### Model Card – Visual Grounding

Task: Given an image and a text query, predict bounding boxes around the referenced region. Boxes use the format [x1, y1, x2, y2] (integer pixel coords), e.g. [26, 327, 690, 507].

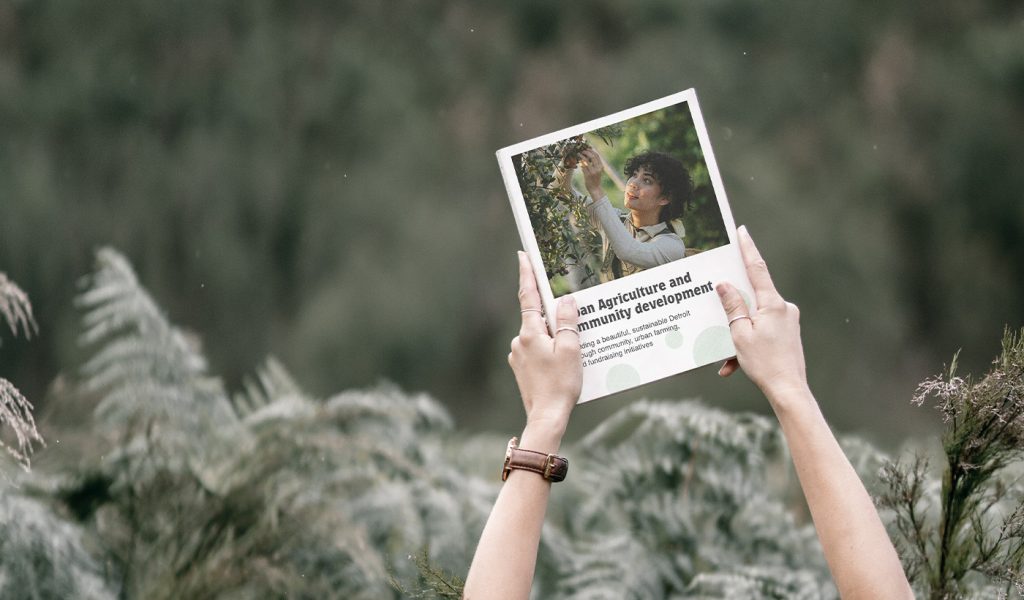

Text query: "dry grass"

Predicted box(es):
[0, 272, 44, 470]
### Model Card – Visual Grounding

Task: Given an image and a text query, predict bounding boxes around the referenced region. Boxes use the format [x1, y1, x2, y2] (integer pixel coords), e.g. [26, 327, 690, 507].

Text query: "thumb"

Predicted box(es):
[554, 295, 580, 352]
[716, 282, 752, 334]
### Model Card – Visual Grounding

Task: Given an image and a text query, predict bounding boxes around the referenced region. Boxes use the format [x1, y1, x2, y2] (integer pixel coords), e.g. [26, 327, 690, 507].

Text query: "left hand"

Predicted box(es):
[508, 252, 582, 432]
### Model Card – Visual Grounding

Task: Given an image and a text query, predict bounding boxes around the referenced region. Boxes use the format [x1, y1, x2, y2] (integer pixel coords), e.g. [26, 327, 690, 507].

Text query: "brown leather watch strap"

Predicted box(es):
[502, 437, 568, 483]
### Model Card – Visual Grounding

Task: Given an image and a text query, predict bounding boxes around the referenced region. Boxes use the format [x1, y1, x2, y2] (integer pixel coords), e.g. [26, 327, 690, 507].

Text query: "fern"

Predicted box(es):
[537, 400, 833, 599]
[56, 249, 496, 598]
[0, 483, 116, 599]
[23, 249, 1024, 599]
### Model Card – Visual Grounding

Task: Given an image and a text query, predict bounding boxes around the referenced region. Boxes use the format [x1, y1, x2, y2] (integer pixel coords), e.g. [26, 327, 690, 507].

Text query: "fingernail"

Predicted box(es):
[715, 283, 729, 298]
[559, 295, 577, 307]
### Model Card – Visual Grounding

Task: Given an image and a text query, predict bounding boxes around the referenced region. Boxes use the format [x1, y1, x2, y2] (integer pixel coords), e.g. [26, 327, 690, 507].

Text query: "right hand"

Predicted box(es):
[578, 148, 605, 200]
[716, 226, 808, 409]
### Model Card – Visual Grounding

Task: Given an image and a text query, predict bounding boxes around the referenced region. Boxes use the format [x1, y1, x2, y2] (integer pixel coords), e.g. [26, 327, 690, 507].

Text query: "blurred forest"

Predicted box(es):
[2, 1, 1024, 597]
[1, 0, 1023, 447]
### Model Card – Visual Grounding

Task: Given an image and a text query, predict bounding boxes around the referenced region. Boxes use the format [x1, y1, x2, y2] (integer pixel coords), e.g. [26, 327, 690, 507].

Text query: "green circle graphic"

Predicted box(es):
[692, 326, 735, 365]
[606, 363, 641, 393]
[664, 330, 684, 349]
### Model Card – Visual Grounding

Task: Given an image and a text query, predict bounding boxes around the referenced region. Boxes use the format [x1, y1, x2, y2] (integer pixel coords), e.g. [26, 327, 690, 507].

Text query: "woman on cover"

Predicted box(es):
[463, 227, 914, 600]
[564, 147, 690, 282]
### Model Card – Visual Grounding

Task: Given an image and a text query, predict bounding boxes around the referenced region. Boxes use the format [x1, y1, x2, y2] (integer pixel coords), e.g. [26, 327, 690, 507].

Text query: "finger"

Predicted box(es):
[553, 295, 580, 352]
[517, 251, 547, 335]
[716, 282, 753, 335]
[737, 225, 781, 308]
[718, 358, 739, 377]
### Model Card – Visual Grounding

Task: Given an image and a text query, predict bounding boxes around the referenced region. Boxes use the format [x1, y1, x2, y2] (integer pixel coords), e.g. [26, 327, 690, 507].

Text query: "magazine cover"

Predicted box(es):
[496, 89, 755, 402]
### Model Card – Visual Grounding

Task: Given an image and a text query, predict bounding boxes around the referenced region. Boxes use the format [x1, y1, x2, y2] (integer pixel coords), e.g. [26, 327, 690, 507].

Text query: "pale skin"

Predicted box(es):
[463, 230, 914, 599]
[463, 251, 581, 599]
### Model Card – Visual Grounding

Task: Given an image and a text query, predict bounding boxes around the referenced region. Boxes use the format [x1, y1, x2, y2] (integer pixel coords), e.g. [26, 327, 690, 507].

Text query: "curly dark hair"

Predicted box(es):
[623, 151, 692, 223]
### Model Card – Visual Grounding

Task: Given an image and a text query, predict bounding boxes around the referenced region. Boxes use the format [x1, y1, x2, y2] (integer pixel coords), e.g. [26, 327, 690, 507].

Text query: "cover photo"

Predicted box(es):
[497, 89, 755, 402]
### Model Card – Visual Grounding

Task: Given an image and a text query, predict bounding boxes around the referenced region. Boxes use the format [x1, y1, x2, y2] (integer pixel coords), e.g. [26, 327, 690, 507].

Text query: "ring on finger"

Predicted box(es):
[555, 326, 579, 336]
[728, 315, 752, 326]
[521, 308, 544, 316]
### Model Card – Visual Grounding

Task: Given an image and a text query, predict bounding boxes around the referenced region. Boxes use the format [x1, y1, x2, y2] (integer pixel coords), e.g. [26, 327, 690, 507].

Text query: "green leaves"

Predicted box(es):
[517, 136, 602, 282]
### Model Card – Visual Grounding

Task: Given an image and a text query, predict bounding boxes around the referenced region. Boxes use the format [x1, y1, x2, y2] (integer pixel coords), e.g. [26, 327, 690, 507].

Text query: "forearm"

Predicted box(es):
[587, 197, 684, 267]
[463, 420, 566, 600]
[771, 386, 913, 600]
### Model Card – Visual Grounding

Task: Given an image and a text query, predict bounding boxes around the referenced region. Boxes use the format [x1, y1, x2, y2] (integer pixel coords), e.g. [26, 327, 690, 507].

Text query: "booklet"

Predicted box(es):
[496, 89, 755, 403]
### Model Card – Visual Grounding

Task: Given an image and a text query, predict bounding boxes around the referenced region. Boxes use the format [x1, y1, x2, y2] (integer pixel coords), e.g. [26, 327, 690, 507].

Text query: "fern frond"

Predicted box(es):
[76, 248, 234, 435]
[540, 399, 831, 597]
[685, 566, 830, 600]
[0, 272, 37, 340]
[232, 356, 308, 419]
[1, 378, 45, 471]
[77, 249, 208, 385]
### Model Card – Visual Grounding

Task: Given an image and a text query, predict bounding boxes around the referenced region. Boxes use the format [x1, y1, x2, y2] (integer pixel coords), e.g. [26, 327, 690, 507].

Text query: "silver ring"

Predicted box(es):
[555, 326, 579, 336]
[728, 315, 752, 326]
[520, 308, 544, 315]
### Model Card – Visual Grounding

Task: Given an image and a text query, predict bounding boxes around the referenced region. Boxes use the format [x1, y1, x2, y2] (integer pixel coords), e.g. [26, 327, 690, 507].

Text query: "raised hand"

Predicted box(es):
[578, 148, 606, 201]
[508, 251, 582, 431]
[716, 226, 808, 409]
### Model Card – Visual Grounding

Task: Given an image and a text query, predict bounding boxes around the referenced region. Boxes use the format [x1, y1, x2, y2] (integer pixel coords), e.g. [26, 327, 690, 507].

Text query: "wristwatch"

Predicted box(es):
[502, 437, 569, 483]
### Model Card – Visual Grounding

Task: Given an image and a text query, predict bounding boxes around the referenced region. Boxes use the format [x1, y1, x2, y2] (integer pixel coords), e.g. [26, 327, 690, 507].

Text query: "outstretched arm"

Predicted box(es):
[463, 252, 582, 600]
[577, 148, 685, 267]
[716, 226, 914, 600]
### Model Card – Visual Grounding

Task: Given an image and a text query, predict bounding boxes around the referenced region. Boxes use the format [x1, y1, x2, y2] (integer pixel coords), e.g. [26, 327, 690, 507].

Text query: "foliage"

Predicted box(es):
[0, 272, 43, 471]
[538, 400, 834, 599]
[6, 249, 1024, 598]
[5, 247, 850, 598]
[879, 328, 1024, 599]
[0, 485, 116, 599]
[61, 248, 494, 598]
[514, 133, 604, 284]
[389, 549, 465, 599]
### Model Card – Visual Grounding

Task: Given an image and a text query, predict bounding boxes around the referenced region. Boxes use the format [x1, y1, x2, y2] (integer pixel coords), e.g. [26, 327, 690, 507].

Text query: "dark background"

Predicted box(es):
[2, 0, 1022, 448]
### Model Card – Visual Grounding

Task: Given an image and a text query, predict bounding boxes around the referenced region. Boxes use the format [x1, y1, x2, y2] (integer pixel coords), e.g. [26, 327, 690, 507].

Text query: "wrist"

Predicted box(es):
[520, 416, 569, 454]
[763, 381, 815, 418]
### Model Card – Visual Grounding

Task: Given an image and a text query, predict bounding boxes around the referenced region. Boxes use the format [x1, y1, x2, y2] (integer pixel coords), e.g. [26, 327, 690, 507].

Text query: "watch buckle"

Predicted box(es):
[543, 454, 556, 479]
[502, 437, 518, 481]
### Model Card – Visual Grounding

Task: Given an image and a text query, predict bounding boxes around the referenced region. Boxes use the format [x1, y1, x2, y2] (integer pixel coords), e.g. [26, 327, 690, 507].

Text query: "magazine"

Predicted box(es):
[496, 89, 755, 403]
